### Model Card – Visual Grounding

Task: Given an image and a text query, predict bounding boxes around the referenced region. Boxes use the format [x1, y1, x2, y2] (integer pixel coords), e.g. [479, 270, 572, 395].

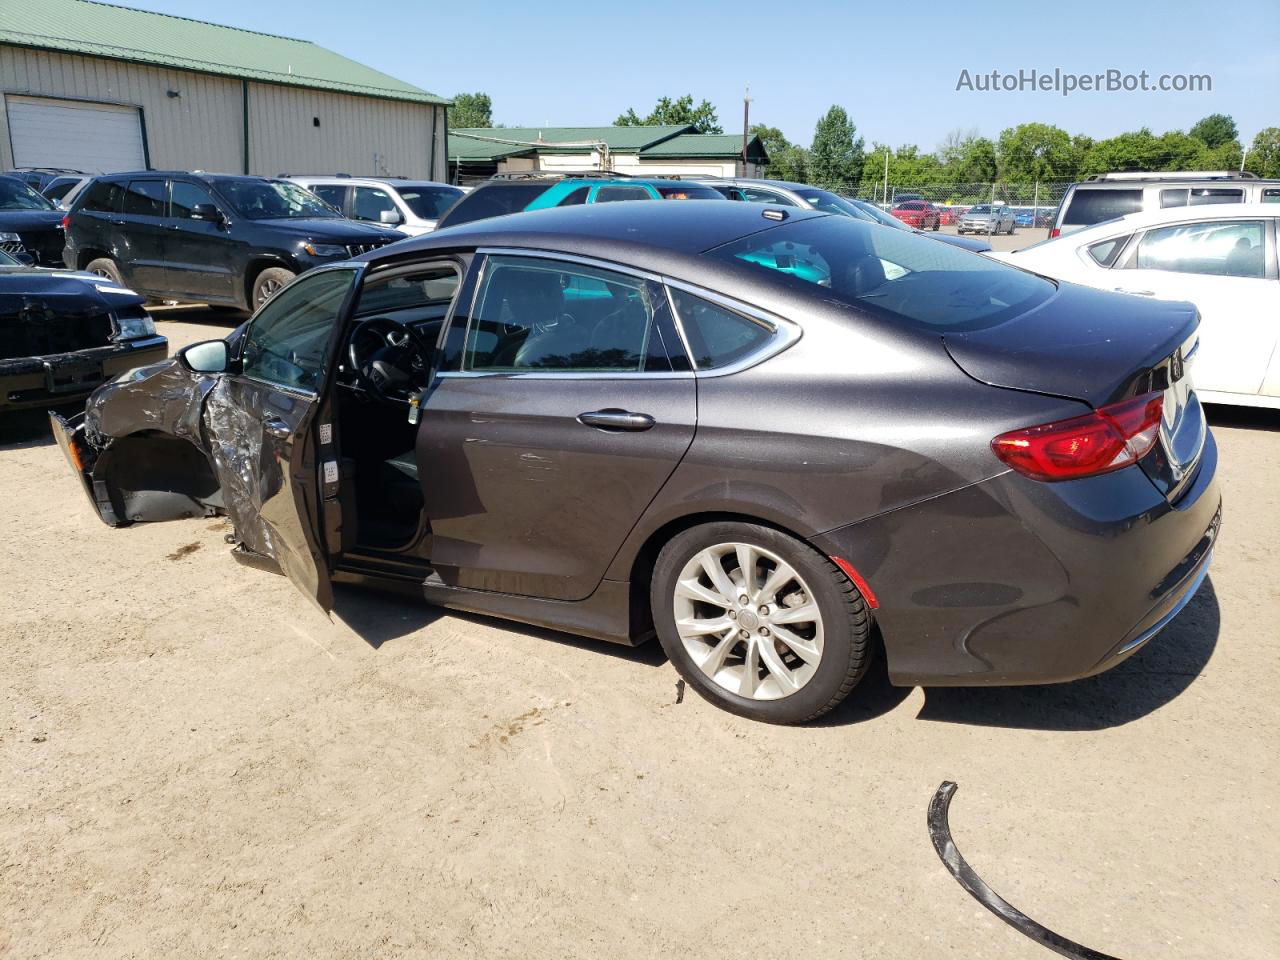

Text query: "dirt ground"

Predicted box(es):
[2, 311, 1276, 960]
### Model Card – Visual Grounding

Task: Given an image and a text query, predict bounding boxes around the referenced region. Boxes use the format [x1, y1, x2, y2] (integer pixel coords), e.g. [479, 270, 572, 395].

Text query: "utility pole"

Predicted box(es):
[741, 87, 751, 177]
[883, 146, 890, 206]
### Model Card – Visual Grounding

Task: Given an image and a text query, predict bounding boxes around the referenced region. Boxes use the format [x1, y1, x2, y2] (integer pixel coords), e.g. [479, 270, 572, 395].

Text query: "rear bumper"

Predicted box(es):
[1, 336, 167, 411]
[815, 431, 1221, 686]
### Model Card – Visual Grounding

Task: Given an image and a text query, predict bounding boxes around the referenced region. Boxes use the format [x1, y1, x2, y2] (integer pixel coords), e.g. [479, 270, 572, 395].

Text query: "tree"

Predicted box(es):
[615, 95, 722, 134]
[808, 106, 863, 190]
[449, 92, 493, 129]
[1245, 128, 1280, 178]
[750, 124, 808, 182]
[952, 136, 998, 183]
[1189, 114, 1238, 149]
[996, 123, 1079, 182]
[936, 127, 980, 167]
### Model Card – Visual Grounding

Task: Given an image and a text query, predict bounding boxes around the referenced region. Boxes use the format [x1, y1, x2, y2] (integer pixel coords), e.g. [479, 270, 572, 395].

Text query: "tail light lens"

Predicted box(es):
[992, 391, 1164, 482]
[60, 215, 70, 230]
[1048, 227, 1060, 239]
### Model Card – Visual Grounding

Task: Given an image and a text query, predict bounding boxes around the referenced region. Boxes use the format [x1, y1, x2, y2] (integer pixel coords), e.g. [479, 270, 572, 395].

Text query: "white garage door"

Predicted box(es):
[6, 95, 146, 174]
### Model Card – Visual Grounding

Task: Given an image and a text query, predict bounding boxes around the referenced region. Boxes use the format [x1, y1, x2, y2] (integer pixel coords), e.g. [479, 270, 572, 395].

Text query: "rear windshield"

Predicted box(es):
[1062, 188, 1142, 226]
[397, 185, 465, 220]
[656, 184, 721, 200]
[706, 216, 1055, 333]
[436, 184, 551, 228]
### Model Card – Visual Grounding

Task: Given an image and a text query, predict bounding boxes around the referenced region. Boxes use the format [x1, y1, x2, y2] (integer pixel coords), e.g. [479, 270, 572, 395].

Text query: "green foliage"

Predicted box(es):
[751, 124, 807, 181]
[954, 137, 998, 183]
[996, 123, 1081, 181]
[615, 95, 723, 134]
[808, 106, 863, 189]
[449, 92, 493, 129]
[1189, 114, 1239, 149]
[1245, 128, 1280, 178]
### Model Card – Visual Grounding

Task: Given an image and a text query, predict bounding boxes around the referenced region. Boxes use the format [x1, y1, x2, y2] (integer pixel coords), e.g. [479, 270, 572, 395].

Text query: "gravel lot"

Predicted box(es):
[2, 311, 1276, 959]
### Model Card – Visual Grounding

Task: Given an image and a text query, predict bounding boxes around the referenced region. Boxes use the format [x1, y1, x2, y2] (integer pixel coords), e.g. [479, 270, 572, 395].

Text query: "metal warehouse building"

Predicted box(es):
[0, 0, 449, 179]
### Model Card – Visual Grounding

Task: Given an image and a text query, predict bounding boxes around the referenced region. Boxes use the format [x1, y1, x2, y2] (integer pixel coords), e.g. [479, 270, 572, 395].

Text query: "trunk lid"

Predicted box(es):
[945, 281, 1205, 499]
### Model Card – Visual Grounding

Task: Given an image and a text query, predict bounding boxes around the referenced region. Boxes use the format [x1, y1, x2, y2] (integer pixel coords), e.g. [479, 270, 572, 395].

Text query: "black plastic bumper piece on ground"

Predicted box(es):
[928, 781, 1126, 960]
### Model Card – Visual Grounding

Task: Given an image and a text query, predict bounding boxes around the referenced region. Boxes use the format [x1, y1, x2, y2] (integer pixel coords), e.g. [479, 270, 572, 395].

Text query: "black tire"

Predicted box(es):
[85, 257, 124, 286]
[651, 521, 872, 724]
[251, 267, 295, 310]
[932, 218, 940, 231]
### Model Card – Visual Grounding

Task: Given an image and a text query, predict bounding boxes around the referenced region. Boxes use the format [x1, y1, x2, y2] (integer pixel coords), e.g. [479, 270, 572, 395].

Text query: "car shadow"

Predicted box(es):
[331, 582, 668, 666]
[1204, 403, 1280, 431]
[914, 578, 1220, 731]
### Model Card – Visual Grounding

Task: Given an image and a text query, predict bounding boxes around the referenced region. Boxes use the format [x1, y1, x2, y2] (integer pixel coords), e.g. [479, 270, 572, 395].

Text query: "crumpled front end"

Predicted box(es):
[51, 358, 224, 526]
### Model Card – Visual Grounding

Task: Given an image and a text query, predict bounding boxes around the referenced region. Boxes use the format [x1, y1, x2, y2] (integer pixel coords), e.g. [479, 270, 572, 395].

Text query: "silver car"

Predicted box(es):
[958, 203, 1015, 235]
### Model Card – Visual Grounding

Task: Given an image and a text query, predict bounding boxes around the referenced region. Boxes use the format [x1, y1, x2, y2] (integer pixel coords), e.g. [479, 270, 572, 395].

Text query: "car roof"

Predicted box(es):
[366, 200, 826, 273]
[288, 176, 459, 189]
[97, 170, 278, 183]
[700, 177, 815, 193]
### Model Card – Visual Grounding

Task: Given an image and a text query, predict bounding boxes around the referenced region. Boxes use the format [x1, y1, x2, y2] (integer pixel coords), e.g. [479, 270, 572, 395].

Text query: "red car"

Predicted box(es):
[891, 200, 941, 230]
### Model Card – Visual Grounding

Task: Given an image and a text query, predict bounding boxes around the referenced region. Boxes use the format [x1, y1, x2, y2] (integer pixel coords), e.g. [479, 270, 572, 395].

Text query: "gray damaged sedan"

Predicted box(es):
[52, 201, 1219, 723]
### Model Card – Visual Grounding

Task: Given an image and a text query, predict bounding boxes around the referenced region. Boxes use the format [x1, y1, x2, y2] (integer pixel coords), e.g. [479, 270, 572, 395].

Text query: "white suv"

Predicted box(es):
[285, 176, 465, 236]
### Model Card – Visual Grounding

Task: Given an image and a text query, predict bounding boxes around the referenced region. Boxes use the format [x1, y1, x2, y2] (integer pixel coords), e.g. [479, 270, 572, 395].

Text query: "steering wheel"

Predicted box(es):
[347, 317, 434, 405]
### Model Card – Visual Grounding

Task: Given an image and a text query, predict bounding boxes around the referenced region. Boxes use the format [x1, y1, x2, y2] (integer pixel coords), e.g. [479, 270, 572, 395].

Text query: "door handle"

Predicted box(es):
[1114, 288, 1155, 296]
[262, 417, 292, 440]
[577, 409, 656, 432]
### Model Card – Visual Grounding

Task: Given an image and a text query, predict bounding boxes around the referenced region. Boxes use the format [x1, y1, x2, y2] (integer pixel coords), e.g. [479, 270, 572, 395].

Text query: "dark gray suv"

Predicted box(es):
[52, 201, 1219, 723]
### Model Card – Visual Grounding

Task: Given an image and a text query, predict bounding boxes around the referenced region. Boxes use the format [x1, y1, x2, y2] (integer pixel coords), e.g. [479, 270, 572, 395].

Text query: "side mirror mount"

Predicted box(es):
[191, 203, 225, 224]
[180, 339, 230, 374]
[379, 209, 403, 225]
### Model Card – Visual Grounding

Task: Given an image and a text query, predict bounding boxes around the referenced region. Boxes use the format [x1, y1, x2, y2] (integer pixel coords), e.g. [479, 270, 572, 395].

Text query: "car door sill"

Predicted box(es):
[421, 574, 641, 646]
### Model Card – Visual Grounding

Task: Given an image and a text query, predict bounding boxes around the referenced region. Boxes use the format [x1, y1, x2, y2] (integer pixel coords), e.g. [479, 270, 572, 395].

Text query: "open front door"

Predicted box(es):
[205, 265, 363, 613]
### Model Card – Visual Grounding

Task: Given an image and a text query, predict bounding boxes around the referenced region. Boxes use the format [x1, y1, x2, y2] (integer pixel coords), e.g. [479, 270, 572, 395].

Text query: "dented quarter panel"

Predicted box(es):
[84, 357, 218, 446]
[203, 376, 273, 556]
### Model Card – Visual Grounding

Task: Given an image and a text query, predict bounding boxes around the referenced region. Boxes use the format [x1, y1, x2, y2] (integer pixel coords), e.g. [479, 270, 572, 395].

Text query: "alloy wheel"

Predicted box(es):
[255, 276, 284, 307]
[672, 541, 824, 700]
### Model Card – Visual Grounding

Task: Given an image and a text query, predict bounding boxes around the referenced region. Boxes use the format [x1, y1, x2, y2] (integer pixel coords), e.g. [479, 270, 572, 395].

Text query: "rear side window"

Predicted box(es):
[669, 289, 776, 370]
[741, 187, 798, 206]
[557, 186, 590, 206]
[1062, 188, 1142, 226]
[1189, 188, 1243, 206]
[123, 179, 165, 216]
[1262, 188, 1280, 204]
[708, 216, 1055, 333]
[1136, 220, 1265, 279]
[655, 185, 721, 200]
[80, 179, 123, 213]
[1087, 236, 1129, 266]
[437, 184, 552, 228]
[594, 186, 652, 203]
[310, 184, 347, 210]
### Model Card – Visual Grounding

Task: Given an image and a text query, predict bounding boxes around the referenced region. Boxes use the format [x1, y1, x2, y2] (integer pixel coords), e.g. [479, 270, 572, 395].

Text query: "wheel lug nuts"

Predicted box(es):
[728, 610, 737, 620]
[738, 594, 749, 604]
[758, 605, 770, 615]
[739, 630, 750, 640]
[760, 627, 770, 637]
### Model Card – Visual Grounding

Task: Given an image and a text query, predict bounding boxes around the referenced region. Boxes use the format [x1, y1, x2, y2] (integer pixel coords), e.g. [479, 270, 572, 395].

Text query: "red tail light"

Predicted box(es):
[60, 215, 70, 230]
[1048, 227, 1060, 239]
[991, 391, 1164, 482]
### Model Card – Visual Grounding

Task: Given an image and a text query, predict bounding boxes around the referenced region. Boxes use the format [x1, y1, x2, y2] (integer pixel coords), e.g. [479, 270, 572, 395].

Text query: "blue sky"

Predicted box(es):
[127, 0, 1277, 149]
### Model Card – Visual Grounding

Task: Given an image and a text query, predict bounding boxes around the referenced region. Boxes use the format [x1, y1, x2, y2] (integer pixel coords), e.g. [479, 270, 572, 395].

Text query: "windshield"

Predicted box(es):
[707, 216, 1055, 333]
[398, 185, 465, 220]
[0, 177, 56, 211]
[967, 205, 992, 214]
[211, 178, 341, 220]
[852, 200, 911, 230]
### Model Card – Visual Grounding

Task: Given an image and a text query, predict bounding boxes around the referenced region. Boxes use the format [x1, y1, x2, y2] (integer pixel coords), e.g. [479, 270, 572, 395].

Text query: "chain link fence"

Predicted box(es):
[838, 181, 1072, 227]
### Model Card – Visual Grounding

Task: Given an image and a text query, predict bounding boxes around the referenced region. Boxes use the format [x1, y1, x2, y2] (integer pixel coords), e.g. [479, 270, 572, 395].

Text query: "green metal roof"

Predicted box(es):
[0, 0, 449, 105]
[643, 133, 768, 160]
[450, 125, 693, 161]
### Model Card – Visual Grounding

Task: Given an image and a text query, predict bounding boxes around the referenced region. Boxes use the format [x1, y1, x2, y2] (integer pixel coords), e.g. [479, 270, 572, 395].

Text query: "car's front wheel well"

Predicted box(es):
[626, 512, 815, 640]
[77, 248, 111, 271]
[93, 431, 223, 525]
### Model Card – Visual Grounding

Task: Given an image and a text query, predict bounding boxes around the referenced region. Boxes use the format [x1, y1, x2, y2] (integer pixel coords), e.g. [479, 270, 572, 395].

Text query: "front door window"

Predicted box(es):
[241, 268, 359, 391]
